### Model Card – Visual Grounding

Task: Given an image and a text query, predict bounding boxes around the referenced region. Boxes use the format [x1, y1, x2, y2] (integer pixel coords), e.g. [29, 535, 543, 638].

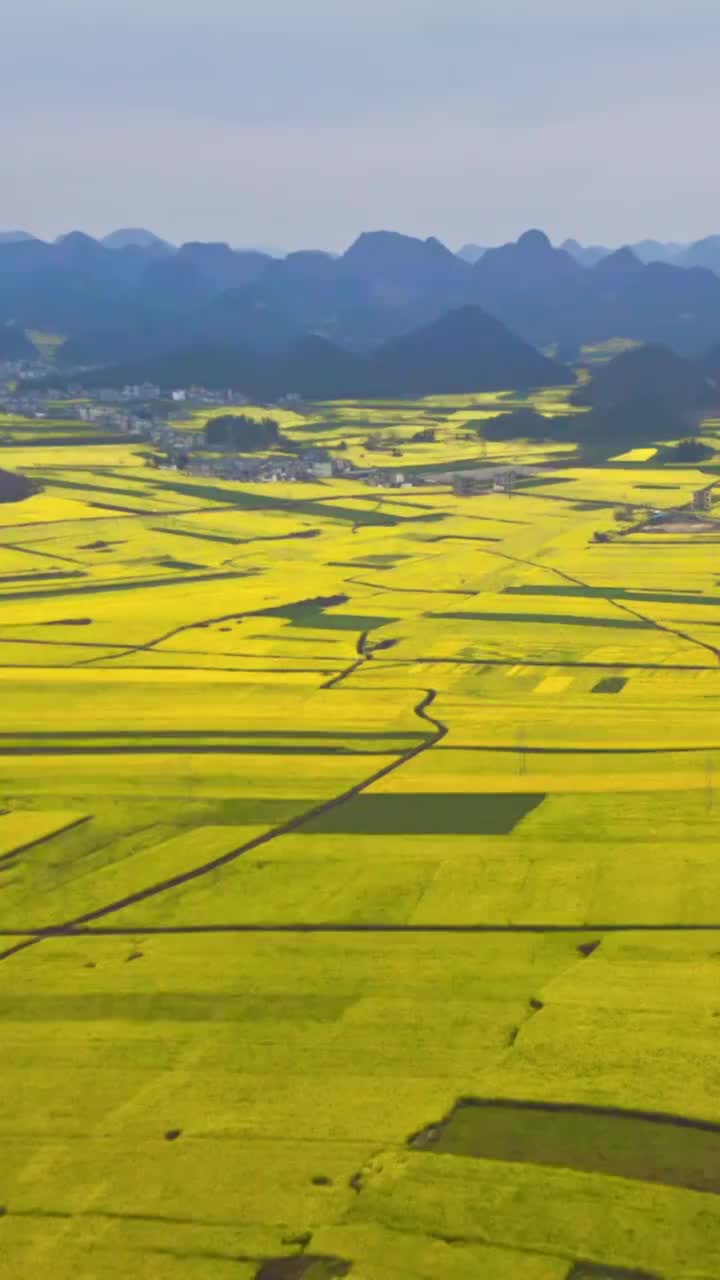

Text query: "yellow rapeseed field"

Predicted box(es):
[1, 406, 720, 1277]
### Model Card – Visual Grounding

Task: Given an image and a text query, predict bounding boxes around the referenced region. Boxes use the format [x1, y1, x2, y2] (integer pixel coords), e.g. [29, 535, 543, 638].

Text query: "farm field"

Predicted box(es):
[171, 390, 584, 471]
[2, 405, 720, 1278]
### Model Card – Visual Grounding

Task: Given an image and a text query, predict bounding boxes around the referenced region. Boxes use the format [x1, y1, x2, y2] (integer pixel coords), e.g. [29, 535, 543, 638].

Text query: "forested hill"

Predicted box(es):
[43, 306, 570, 397]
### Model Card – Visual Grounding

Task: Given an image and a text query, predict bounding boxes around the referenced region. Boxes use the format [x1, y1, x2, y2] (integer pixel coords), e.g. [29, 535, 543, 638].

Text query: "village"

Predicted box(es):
[0, 357, 528, 494]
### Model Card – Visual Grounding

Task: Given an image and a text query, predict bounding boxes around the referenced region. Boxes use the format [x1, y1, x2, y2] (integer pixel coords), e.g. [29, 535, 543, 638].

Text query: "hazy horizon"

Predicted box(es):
[3, 0, 719, 251]
[3, 226, 720, 257]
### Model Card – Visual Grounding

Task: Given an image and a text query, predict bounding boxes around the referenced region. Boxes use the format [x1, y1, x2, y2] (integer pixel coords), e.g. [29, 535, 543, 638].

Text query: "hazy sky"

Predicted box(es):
[3, 0, 719, 251]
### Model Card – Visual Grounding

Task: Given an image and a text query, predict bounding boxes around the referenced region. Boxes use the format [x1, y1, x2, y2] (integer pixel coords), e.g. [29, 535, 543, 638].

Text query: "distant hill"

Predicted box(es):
[631, 239, 688, 265]
[368, 304, 569, 394]
[0, 231, 36, 245]
[270, 335, 367, 398]
[59, 317, 187, 368]
[72, 342, 261, 393]
[473, 230, 584, 304]
[342, 231, 468, 302]
[102, 228, 174, 253]
[68, 304, 569, 397]
[564, 237, 689, 267]
[563, 235, 720, 270]
[572, 345, 718, 457]
[190, 287, 298, 352]
[191, 232, 476, 353]
[472, 234, 720, 358]
[457, 243, 486, 264]
[574, 343, 716, 411]
[134, 244, 274, 313]
[0, 235, 162, 333]
[560, 239, 610, 268]
[258, 232, 470, 341]
[679, 236, 720, 274]
[590, 247, 646, 284]
[174, 243, 271, 292]
[479, 345, 720, 457]
[694, 339, 720, 387]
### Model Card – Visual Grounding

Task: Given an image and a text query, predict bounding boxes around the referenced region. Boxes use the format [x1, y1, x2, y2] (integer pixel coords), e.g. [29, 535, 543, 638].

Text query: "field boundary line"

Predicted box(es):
[0, 815, 91, 866]
[482, 546, 720, 666]
[0, 690, 446, 962]
[3, 922, 720, 937]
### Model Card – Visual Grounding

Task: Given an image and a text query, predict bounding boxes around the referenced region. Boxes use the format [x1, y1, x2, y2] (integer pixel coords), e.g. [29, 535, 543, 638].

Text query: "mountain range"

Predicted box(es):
[6, 225, 720, 389]
[460, 234, 720, 273]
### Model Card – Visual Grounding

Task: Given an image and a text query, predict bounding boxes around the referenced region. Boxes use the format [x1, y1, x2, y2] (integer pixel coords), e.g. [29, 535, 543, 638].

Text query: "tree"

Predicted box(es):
[205, 414, 281, 452]
[656, 438, 715, 463]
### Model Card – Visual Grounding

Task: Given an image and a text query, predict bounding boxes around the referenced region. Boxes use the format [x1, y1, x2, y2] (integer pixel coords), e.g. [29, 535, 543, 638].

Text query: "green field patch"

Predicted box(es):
[569, 1268, 660, 1280]
[327, 561, 395, 571]
[416, 1097, 720, 1197]
[0, 992, 353, 1022]
[505, 585, 711, 605]
[592, 678, 628, 694]
[88, 498, 165, 515]
[152, 524, 322, 547]
[350, 1146, 720, 1278]
[303, 793, 546, 835]
[151, 525, 245, 545]
[0, 810, 88, 862]
[0, 729, 420, 756]
[41, 475, 168, 504]
[350, 554, 412, 565]
[155, 556, 206, 571]
[311, 1223, 567, 1280]
[0, 567, 256, 603]
[0, 569, 85, 585]
[147, 477, 401, 525]
[429, 611, 651, 629]
[256, 1257, 350, 1279]
[9, 823, 269, 926]
[257, 597, 397, 632]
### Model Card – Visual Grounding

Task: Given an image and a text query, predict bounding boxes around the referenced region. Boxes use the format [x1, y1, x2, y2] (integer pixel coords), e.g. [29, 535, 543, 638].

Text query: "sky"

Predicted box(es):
[2, 0, 719, 252]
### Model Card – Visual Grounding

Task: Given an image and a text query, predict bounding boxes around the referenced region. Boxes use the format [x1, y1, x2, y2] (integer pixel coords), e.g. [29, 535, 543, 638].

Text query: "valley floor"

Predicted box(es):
[1, 436, 720, 1278]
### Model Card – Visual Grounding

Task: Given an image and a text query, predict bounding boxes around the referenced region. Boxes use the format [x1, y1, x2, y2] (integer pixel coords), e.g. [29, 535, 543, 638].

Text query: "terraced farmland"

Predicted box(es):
[2, 415, 720, 1278]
